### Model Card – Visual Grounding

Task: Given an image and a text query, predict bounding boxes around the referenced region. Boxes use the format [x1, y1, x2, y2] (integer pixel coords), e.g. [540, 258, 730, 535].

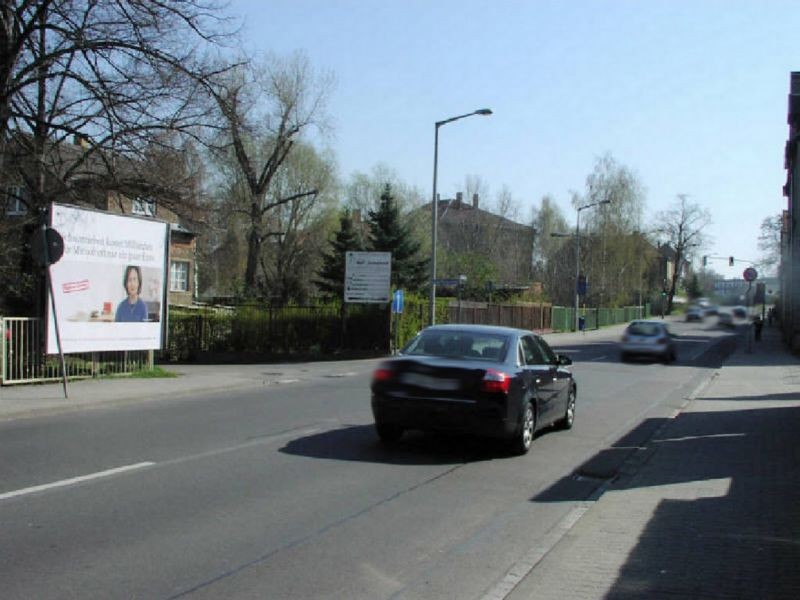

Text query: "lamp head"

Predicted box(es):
[475, 108, 493, 115]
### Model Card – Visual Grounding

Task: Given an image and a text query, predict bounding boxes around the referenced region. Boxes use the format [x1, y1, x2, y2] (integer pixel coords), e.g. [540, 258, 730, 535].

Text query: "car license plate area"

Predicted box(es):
[399, 372, 461, 391]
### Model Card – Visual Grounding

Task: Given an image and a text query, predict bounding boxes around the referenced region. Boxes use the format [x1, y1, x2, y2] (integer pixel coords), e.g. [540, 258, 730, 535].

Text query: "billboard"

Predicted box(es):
[46, 203, 169, 353]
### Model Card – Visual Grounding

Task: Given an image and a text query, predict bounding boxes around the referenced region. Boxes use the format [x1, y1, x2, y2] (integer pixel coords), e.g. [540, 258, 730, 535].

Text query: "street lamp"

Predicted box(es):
[429, 108, 493, 325]
[551, 199, 611, 331]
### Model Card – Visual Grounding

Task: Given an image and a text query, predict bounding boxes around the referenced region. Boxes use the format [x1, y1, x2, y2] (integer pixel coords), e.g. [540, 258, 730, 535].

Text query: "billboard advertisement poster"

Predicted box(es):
[46, 203, 169, 353]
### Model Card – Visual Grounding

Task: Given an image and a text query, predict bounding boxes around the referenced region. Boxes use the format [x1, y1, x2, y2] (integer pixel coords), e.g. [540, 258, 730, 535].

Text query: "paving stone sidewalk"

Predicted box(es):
[508, 324, 800, 600]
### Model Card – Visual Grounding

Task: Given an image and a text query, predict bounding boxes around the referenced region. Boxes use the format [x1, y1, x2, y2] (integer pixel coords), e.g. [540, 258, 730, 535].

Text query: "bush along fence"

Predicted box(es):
[391, 298, 648, 350]
[162, 302, 393, 362]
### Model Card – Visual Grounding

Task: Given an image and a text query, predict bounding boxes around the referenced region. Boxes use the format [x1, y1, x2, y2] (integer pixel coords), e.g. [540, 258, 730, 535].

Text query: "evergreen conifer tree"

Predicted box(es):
[317, 210, 364, 298]
[367, 185, 429, 291]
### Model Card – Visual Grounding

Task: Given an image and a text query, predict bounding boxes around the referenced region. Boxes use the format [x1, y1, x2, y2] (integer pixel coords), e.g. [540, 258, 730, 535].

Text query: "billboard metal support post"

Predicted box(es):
[41, 221, 69, 398]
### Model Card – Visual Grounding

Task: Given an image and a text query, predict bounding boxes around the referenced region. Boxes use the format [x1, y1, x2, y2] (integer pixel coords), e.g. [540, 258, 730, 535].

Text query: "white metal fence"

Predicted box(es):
[1, 317, 152, 385]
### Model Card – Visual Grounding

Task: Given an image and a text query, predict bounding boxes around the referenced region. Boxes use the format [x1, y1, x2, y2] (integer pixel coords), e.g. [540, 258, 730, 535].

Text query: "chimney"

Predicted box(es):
[455, 192, 463, 207]
[472, 193, 479, 209]
[792, 72, 800, 95]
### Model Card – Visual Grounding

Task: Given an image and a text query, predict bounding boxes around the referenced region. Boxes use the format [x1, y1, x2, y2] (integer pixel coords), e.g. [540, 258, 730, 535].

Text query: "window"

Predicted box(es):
[170, 261, 189, 292]
[533, 337, 558, 365]
[519, 336, 547, 365]
[132, 196, 156, 217]
[5, 185, 30, 216]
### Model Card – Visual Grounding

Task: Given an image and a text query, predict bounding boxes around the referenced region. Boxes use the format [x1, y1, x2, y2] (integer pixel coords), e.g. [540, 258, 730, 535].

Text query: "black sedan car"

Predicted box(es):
[370, 324, 576, 455]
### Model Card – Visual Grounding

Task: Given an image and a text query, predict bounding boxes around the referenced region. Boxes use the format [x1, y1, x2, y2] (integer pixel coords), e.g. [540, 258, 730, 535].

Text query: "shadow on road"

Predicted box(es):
[279, 423, 511, 465]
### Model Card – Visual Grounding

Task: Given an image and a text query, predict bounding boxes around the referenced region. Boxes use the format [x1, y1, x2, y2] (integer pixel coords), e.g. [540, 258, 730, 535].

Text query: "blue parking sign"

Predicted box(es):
[392, 289, 404, 313]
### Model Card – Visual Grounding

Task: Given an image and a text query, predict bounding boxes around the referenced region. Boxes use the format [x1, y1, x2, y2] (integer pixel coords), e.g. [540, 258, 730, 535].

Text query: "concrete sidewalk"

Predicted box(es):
[507, 323, 800, 600]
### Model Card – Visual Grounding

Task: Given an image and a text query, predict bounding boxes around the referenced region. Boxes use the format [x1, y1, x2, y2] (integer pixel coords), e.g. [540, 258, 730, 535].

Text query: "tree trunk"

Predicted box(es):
[666, 249, 682, 315]
[244, 223, 262, 293]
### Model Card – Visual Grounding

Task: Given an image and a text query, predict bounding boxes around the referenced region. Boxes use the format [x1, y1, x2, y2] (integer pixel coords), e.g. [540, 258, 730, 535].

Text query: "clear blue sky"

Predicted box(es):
[230, 0, 796, 280]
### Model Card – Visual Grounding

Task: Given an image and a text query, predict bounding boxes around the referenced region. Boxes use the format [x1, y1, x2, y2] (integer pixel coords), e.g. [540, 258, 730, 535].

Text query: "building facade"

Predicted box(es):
[782, 72, 800, 351]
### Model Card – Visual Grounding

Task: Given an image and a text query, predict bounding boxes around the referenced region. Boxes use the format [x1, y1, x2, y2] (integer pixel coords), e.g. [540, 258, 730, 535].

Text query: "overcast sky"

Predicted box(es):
[229, 0, 797, 280]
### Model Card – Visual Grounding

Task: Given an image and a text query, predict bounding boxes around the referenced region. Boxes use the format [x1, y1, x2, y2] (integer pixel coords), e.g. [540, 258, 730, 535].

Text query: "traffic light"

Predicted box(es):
[702, 255, 707, 267]
[729, 256, 734, 266]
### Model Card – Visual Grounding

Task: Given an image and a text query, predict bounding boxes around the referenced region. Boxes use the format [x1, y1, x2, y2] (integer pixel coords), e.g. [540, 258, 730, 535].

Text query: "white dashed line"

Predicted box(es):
[0, 462, 155, 501]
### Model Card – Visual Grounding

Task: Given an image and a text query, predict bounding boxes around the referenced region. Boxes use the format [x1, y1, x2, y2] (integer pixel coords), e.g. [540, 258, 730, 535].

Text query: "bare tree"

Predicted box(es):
[653, 194, 712, 313]
[577, 153, 647, 307]
[201, 51, 334, 294]
[1, 0, 232, 207]
[462, 174, 490, 205]
[0, 0, 233, 311]
[531, 195, 570, 302]
[758, 213, 782, 277]
[259, 144, 337, 304]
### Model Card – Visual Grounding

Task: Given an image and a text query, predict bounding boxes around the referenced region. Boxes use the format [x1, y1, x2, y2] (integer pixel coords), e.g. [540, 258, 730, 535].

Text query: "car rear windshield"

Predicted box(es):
[627, 322, 663, 336]
[402, 331, 509, 361]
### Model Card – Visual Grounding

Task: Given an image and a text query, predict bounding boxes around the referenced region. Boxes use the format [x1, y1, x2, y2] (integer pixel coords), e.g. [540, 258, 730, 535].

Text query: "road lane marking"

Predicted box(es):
[0, 462, 155, 502]
[156, 425, 326, 471]
[1, 425, 329, 503]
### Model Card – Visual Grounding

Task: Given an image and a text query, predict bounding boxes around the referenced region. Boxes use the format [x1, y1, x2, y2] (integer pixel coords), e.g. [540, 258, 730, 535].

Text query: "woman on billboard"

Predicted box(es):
[115, 265, 148, 322]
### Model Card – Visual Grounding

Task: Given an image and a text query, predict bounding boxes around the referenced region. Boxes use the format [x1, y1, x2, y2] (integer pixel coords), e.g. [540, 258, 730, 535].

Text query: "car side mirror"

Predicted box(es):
[558, 354, 572, 366]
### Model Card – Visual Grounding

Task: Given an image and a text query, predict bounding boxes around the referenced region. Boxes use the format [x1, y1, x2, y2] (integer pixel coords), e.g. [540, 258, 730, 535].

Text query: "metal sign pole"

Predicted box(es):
[39, 219, 69, 399]
[746, 281, 753, 354]
[45, 265, 69, 398]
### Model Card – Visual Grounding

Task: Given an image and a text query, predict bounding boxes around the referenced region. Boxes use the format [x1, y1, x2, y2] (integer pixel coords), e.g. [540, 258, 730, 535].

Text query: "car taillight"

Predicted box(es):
[656, 336, 668, 344]
[372, 365, 395, 383]
[481, 369, 511, 394]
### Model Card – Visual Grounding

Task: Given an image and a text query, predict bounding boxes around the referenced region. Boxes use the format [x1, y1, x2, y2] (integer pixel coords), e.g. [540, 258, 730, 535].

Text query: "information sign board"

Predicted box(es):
[345, 251, 391, 303]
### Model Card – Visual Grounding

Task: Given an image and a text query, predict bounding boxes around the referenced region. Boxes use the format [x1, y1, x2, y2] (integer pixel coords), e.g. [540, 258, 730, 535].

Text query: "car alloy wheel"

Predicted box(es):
[511, 401, 535, 455]
[558, 387, 576, 430]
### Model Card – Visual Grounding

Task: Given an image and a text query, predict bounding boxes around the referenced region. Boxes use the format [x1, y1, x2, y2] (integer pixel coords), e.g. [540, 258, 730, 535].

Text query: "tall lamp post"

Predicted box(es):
[429, 108, 492, 325]
[551, 199, 611, 331]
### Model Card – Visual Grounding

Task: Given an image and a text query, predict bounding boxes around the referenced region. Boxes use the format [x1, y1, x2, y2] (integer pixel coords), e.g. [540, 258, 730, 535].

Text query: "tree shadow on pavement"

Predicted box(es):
[531, 401, 800, 598]
[278, 424, 503, 466]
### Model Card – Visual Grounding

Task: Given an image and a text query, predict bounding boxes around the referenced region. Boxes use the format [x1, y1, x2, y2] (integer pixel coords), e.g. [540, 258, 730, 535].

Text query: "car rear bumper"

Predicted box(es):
[620, 343, 672, 357]
[371, 394, 515, 438]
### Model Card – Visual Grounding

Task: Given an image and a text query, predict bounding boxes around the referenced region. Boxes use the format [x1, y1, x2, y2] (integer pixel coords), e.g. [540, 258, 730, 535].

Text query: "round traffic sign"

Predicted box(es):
[31, 226, 64, 267]
[742, 267, 758, 282]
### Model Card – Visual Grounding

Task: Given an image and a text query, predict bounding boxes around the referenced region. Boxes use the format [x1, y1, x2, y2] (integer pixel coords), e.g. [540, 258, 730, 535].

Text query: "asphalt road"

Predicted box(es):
[0, 320, 738, 599]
